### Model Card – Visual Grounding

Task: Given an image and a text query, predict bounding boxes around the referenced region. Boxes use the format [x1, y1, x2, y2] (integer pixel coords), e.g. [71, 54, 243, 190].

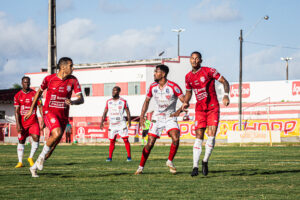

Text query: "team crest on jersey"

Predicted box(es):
[50, 118, 56, 123]
[119, 101, 122, 105]
[200, 77, 205, 83]
[166, 88, 170, 94]
[174, 86, 181, 93]
[67, 85, 71, 92]
[154, 89, 158, 93]
[109, 102, 112, 104]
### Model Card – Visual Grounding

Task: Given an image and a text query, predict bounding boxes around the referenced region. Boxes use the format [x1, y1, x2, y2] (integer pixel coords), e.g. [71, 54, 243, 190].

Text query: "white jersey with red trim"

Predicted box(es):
[147, 80, 183, 120]
[105, 97, 128, 128]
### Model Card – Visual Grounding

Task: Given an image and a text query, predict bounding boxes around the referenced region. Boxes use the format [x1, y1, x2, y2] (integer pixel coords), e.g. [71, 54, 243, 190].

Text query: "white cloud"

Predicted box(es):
[0, 12, 47, 89]
[189, 0, 241, 23]
[57, 18, 168, 62]
[243, 47, 300, 81]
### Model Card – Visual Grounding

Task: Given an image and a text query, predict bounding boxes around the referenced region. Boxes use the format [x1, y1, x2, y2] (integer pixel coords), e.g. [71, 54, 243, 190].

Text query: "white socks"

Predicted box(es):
[40, 144, 51, 159]
[29, 141, 39, 158]
[203, 136, 215, 162]
[17, 143, 25, 163]
[193, 139, 203, 168]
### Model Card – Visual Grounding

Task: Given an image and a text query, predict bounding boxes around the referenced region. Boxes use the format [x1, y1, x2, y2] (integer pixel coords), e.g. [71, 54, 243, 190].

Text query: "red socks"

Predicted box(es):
[123, 138, 131, 158]
[168, 143, 179, 161]
[139, 147, 151, 167]
[108, 140, 116, 158]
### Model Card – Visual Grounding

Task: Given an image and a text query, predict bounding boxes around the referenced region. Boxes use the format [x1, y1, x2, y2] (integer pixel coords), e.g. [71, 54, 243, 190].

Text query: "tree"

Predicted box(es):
[11, 83, 22, 89]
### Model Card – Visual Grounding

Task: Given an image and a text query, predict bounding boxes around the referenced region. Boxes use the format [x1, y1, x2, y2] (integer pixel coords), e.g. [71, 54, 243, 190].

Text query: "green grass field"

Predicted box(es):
[0, 143, 299, 200]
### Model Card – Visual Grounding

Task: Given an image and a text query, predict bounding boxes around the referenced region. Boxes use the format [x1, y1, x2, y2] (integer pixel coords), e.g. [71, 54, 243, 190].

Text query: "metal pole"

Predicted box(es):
[239, 29, 243, 130]
[286, 61, 289, 80]
[48, 0, 57, 74]
[177, 33, 180, 57]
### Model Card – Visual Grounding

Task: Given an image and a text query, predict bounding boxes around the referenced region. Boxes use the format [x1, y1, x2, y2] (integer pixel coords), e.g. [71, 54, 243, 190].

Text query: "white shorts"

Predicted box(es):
[108, 124, 128, 140]
[148, 117, 179, 138]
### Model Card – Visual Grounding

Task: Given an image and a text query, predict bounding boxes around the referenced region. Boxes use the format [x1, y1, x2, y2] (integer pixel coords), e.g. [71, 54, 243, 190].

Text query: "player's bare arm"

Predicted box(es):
[100, 108, 108, 130]
[139, 97, 151, 129]
[171, 95, 186, 117]
[37, 100, 45, 129]
[181, 90, 192, 111]
[65, 93, 84, 105]
[125, 107, 131, 128]
[24, 88, 43, 120]
[14, 106, 23, 133]
[218, 76, 230, 106]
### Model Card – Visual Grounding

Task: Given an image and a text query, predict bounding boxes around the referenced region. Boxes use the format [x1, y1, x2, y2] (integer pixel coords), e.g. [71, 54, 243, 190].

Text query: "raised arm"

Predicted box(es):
[218, 76, 230, 106]
[37, 99, 45, 129]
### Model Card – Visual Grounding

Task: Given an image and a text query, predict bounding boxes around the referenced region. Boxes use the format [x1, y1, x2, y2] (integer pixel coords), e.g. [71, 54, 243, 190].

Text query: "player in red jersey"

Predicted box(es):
[180, 51, 230, 177]
[14, 76, 44, 168]
[100, 86, 132, 162]
[25, 57, 84, 177]
[135, 65, 185, 175]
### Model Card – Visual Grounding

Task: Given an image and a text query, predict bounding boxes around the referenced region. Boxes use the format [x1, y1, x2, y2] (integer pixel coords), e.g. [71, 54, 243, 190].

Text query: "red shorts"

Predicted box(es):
[195, 108, 219, 129]
[18, 123, 40, 141]
[44, 112, 68, 133]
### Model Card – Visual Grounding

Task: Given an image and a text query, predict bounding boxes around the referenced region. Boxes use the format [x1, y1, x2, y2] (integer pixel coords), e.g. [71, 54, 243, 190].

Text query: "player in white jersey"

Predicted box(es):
[100, 86, 132, 162]
[135, 64, 185, 175]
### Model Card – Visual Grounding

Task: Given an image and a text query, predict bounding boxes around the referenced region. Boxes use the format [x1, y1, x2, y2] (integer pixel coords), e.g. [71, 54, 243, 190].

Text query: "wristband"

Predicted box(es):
[224, 93, 229, 96]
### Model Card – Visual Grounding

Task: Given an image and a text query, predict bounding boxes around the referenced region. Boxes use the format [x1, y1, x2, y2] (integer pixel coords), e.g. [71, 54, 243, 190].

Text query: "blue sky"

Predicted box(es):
[0, 0, 300, 89]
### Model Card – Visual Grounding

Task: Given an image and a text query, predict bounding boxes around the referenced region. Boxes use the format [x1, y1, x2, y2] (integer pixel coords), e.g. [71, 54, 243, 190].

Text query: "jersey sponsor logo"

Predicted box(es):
[154, 89, 158, 93]
[51, 95, 56, 100]
[174, 86, 181, 94]
[200, 76, 205, 83]
[49, 101, 65, 108]
[67, 85, 72, 92]
[166, 88, 170, 94]
[59, 87, 65, 93]
[195, 92, 208, 101]
[166, 95, 172, 100]
[230, 83, 250, 98]
[118, 106, 122, 109]
[109, 101, 113, 104]
[168, 82, 174, 86]
[292, 81, 300, 96]
[50, 118, 56, 123]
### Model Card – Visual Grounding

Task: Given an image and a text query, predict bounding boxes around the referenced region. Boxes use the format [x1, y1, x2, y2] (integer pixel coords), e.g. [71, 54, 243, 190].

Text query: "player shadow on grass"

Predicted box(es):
[210, 169, 300, 176]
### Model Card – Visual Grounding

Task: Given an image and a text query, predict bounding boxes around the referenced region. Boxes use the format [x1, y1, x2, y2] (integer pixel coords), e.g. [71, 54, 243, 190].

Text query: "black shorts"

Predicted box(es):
[142, 130, 149, 137]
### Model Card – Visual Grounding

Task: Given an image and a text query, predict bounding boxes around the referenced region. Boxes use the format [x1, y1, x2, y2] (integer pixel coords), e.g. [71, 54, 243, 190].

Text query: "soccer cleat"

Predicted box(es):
[15, 162, 24, 168]
[191, 167, 199, 177]
[30, 167, 39, 178]
[27, 157, 34, 167]
[202, 161, 208, 176]
[127, 157, 132, 162]
[134, 167, 143, 175]
[166, 160, 176, 174]
[106, 158, 112, 162]
[36, 156, 45, 171]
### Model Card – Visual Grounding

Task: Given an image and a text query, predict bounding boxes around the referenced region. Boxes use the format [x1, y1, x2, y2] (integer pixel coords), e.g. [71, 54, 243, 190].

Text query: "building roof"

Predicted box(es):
[0, 89, 20, 104]
[39, 58, 176, 71]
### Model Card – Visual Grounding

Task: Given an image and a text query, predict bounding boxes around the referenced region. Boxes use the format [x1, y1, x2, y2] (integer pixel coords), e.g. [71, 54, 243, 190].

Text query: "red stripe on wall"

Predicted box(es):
[140, 81, 146, 95]
[93, 83, 104, 96]
[116, 82, 128, 95]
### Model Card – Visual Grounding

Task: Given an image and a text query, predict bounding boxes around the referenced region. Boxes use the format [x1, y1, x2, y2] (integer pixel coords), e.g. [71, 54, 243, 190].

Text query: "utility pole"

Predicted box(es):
[239, 29, 243, 130]
[48, 0, 57, 74]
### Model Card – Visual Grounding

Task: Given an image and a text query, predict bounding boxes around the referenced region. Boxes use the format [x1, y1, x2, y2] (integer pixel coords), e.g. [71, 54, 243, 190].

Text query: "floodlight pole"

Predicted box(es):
[281, 57, 292, 80]
[48, 0, 57, 74]
[172, 28, 185, 57]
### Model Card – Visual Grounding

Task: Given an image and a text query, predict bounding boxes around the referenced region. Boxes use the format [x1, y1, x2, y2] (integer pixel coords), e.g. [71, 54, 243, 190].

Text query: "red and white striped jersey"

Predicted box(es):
[147, 80, 183, 118]
[105, 97, 128, 126]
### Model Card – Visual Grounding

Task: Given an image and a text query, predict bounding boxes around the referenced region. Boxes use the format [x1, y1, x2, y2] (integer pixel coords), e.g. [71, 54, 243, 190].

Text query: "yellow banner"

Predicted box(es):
[130, 119, 300, 139]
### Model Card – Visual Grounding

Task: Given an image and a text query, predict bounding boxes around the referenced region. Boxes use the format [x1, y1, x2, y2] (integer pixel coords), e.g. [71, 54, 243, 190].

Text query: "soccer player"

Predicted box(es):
[182, 51, 230, 177]
[135, 64, 185, 175]
[141, 116, 150, 145]
[25, 57, 84, 177]
[100, 86, 132, 162]
[14, 76, 44, 168]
